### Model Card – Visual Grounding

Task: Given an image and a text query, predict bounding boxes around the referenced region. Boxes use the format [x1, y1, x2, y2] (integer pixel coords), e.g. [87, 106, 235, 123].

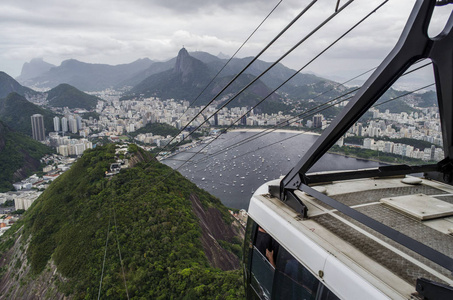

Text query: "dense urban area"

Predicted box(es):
[0, 84, 443, 236]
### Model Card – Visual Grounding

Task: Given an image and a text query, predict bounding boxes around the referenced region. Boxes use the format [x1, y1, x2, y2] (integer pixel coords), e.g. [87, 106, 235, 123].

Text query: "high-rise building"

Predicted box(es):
[70, 118, 78, 134]
[313, 114, 323, 128]
[31, 114, 46, 141]
[76, 115, 83, 130]
[240, 115, 247, 126]
[431, 145, 436, 161]
[61, 117, 68, 133]
[68, 115, 75, 133]
[53, 116, 60, 132]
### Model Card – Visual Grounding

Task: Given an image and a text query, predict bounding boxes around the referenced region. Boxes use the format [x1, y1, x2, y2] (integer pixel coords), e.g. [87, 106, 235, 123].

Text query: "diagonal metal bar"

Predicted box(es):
[281, 0, 453, 193]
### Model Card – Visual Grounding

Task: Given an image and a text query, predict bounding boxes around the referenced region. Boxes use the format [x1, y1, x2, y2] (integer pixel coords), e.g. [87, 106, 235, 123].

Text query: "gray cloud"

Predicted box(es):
[0, 0, 450, 82]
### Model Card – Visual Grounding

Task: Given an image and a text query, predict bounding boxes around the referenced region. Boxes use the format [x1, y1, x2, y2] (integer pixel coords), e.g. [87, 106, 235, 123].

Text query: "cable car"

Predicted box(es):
[244, 1, 453, 299]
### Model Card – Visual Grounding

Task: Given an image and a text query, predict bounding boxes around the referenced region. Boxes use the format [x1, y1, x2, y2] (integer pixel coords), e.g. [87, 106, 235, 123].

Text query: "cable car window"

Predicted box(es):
[272, 246, 320, 300]
[317, 286, 340, 300]
[251, 246, 275, 299]
[243, 218, 255, 283]
[251, 226, 276, 299]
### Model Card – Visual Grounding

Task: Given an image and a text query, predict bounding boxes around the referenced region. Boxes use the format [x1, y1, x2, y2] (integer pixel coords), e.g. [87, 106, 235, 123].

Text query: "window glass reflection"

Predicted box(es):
[273, 247, 319, 300]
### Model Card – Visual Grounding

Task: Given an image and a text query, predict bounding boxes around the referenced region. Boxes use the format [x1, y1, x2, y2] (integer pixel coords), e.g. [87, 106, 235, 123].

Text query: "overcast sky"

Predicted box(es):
[1, 0, 451, 81]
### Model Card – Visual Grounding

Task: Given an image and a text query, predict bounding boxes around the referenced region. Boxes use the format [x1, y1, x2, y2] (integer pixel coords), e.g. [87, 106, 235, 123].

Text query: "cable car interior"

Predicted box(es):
[244, 1, 453, 299]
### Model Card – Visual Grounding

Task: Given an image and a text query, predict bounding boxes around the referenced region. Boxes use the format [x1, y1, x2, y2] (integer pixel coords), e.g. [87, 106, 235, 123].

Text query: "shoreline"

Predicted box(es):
[229, 128, 320, 136]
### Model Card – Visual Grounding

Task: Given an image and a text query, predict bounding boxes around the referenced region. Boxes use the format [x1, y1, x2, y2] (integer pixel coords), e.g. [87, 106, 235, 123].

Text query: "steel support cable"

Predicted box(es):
[186, 94, 356, 167]
[154, 1, 431, 184]
[252, 58, 431, 124]
[169, 91, 356, 178]
[190, 2, 433, 158]
[171, 0, 284, 127]
[164, 0, 354, 155]
[164, 0, 388, 169]
[206, 2, 400, 152]
[186, 83, 436, 167]
[154, 81, 430, 187]
[155, 0, 319, 157]
[113, 207, 130, 300]
[204, 66, 380, 151]
[97, 213, 111, 300]
[184, 60, 433, 165]
[158, 0, 352, 157]
[229, 59, 432, 146]
[186, 91, 357, 166]
[184, 63, 434, 167]
[374, 83, 435, 108]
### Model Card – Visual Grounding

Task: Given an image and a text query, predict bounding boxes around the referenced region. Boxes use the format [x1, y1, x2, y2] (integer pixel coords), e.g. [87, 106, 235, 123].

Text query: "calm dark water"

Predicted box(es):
[163, 131, 382, 210]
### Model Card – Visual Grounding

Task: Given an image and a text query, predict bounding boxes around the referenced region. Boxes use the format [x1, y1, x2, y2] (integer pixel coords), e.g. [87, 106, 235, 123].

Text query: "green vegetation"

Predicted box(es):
[0, 93, 56, 137]
[0, 121, 53, 192]
[218, 238, 243, 260]
[81, 111, 100, 120]
[0, 200, 14, 207]
[344, 136, 364, 145]
[417, 90, 437, 107]
[374, 88, 418, 114]
[0, 144, 243, 299]
[0, 71, 38, 99]
[257, 100, 290, 115]
[330, 145, 430, 165]
[129, 122, 180, 138]
[46, 84, 100, 110]
[344, 136, 440, 151]
[125, 50, 286, 114]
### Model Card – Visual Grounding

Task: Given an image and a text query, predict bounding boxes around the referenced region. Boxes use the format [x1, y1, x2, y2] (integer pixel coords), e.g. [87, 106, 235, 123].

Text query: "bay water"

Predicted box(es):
[163, 130, 382, 209]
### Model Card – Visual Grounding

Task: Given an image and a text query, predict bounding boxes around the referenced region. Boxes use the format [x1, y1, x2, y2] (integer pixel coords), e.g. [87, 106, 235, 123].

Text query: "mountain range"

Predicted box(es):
[0, 72, 39, 99]
[16, 58, 56, 83]
[16, 49, 334, 109]
[18, 58, 154, 92]
[123, 48, 284, 112]
[0, 73, 103, 141]
[8, 49, 439, 117]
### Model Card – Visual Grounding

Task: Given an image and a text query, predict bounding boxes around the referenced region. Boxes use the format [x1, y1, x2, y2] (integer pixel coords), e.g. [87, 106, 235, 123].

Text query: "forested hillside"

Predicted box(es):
[46, 84, 100, 110]
[0, 93, 55, 137]
[0, 144, 244, 299]
[129, 122, 180, 138]
[0, 121, 53, 191]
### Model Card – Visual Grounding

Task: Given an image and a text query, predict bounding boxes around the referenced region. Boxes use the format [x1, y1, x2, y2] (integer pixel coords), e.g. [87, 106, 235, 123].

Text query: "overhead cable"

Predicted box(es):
[113, 207, 130, 300]
[163, 0, 355, 156]
[183, 63, 434, 167]
[176, 59, 433, 166]
[164, 0, 386, 172]
[97, 213, 111, 300]
[154, 0, 320, 157]
[172, 0, 284, 126]
[185, 83, 436, 168]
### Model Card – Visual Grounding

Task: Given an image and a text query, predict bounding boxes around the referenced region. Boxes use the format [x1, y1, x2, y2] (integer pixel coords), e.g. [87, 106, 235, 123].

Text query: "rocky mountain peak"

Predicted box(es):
[173, 47, 195, 79]
[17, 58, 55, 82]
